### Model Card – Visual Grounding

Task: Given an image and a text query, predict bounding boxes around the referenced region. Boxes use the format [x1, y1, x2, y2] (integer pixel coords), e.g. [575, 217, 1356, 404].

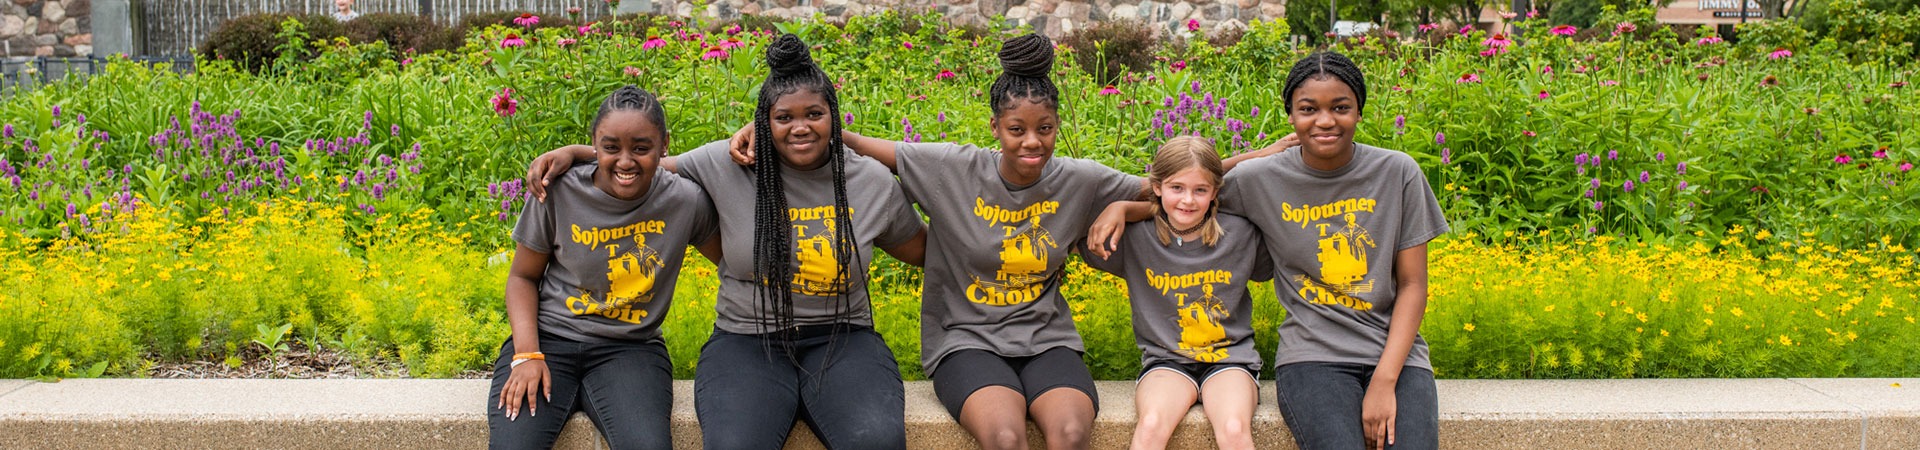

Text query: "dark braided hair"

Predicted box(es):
[1281, 52, 1368, 115]
[589, 85, 668, 141]
[749, 34, 859, 368]
[988, 33, 1061, 116]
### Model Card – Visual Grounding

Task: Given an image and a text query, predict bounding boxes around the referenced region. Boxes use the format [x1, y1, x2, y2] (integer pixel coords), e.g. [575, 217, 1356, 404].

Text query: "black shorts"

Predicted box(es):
[930, 347, 1100, 418]
[1139, 361, 1258, 394]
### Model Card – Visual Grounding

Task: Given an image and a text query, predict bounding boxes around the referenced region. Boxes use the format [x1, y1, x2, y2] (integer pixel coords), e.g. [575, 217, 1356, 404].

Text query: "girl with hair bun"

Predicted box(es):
[727, 33, 1285, 450]
[1095, 51, 1448, 450]
[490, 85, 719, 450]
[528, 34, 928, 449]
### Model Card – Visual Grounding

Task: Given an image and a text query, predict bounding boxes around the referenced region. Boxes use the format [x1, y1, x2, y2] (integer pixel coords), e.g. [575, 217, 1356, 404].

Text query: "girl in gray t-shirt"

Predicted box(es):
[527, 35, 929, 449]
[1226, 52, 1448, 450]
[490, 86, 719, 449]
[1079, 136, 1271, 450]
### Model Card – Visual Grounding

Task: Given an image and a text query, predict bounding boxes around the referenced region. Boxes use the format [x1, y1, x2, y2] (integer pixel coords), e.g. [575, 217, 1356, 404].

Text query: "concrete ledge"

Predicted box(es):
[0, 378, 1912, 449]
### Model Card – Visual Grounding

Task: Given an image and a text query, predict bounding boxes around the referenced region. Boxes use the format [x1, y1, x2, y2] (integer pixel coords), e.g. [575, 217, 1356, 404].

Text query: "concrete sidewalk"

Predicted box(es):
[0, 378, 1913, 449]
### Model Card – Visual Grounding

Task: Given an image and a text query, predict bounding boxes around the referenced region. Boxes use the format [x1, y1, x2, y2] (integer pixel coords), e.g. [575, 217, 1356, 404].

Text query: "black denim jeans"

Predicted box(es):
[1274, 362, 1438, 450]
[694, 325, 905, 450]
[487, 333, 673, 450]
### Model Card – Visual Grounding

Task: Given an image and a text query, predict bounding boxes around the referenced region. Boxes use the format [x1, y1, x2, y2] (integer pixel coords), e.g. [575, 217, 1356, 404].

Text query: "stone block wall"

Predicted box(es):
[1, 0, 91, 57]
[664, 0, 1289, 39]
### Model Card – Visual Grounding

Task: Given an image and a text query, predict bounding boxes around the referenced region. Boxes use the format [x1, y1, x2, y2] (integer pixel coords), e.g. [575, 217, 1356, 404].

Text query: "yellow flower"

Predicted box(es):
[1463, 323, 1476, 331]
[1754, 229, 1772, 240]
[1703, 318, 1714, 326]
[1731, 307, 1745, 317]
[1779, 334, 1794, 346]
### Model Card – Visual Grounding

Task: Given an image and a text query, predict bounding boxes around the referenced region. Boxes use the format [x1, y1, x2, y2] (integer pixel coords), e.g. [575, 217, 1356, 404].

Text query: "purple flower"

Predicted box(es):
[391, 124, 400, 136]
[2, 124, 10, 138]
[66, 203, 76, 218]
[1656, 152, 1666, 162]
[1584, 189, 1594, 198]
[1607, 150, 1618, 160]
[1576, 153, 1590, 166]
[1436, 132, 1446, 145]
[1623, 180, 1635, 192]
[1677, 162, 1688, 174]
[843, 112, 855, 124]
[1593, 201, 1604, 211]
[1639, 171, 1650, 183]
[1441, 148, 1452, 164]
[1590, 178, 1601, 189]
[1192, 80, 1202, 93]
[1251, 106, 1261, 118]
[1394, 115, 1405, 129]
[1678, 181, 1689, 190]
[52, 105, 61, 118]
[937, 112, 947, 122]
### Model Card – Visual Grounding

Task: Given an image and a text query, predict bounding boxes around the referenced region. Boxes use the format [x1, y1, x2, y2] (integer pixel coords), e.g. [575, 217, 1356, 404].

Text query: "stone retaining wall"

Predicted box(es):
[662, 0, 1289, 39]
[0, 0, 91, 57]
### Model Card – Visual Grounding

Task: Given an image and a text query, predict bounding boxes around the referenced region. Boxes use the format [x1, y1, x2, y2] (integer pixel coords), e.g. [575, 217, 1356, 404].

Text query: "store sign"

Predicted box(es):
[1699, 0, 1761, 9]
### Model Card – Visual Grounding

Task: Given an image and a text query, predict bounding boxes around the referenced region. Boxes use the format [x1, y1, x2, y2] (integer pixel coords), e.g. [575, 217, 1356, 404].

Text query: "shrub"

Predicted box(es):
[345, 13, 458, 54]
[1060, 18, 1157, 86]
[453, 11, 579, 37]
[709, 14, 792, 34]
[197, 13, 347, 73]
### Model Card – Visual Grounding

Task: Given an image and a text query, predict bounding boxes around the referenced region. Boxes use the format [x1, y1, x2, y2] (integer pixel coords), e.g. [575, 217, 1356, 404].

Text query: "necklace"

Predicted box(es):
[1164, 211, 1207, 246]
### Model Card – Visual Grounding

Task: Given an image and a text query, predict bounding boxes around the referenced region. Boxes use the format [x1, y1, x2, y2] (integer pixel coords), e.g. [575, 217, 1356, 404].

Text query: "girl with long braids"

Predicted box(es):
[527, 34, 927, 449]
[491, 85, 719, 450]
[1095, 51, 1448, 450]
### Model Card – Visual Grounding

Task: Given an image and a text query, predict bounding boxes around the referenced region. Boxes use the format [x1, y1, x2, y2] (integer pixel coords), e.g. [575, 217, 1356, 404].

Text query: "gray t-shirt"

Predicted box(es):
[1220, 143, 1449, 370]
[895, 142, 1145, 374]
[675, 140, 924, 334]
[1079, 215, 1271, 372]
[512, 164, 718, 344]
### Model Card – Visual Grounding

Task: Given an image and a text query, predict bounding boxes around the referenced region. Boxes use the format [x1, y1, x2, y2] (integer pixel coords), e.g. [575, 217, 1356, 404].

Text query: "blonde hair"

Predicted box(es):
[1149, 136, 1225, 246]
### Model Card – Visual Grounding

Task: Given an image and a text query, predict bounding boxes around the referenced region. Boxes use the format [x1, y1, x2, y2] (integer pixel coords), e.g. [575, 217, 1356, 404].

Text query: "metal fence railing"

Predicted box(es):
[141, 0, 625, 57]
[0, 56, 195, 96]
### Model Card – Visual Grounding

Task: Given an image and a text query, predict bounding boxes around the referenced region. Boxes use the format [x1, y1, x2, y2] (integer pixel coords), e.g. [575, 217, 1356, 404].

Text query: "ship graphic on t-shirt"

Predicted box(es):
[567, 233, 663, 324]
[791, 217, 848, 295]
[1174, 284, 1232, 363]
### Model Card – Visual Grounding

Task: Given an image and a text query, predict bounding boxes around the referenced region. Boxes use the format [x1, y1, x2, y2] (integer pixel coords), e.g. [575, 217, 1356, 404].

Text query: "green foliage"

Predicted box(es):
[197, 13, 348, 74]
[344, 13, 460, 55]
[251, 323, 294, 356]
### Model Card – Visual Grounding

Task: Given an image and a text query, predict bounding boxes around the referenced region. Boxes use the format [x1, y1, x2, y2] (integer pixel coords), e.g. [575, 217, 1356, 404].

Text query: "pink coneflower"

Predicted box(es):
[1187, 19, 1200, 32]
[1875, 147, 1890, 158]
[1769, 48, 1793, 59]
[1483, 33, 1513, 48]
[1834, 154, 1854, 164]
[624, 66, 642, 77]
[1900, 162, 1913, 171]
[401, 57, 414, 65]
[558, 38, 577, 46]
[1479, 48, 1502, 57]
[1527, 9, 1539, 18]
[1418, 23, 1438, 32]
[577, 25, 595, 36]
[1892, 81, 1909, 88]
[702, 46, 729, 60]
[500, 34, 527, 48]
[513, 14, 539, 27]
[1761, 75, 1781, 87]
[1523, 130, 1537, 137]
[1500, 11, 1517, 19]
[1456, 73, 1482, 83]
[719, 37, 746, 49]
[1542, 65, 1554, 74]
[1459, 25, 1475, 35]
[1550, 25, 1577, 36]
[491, 88, 518, 117]
[936, 69, 958, 81]
[1171, 60, 1187, 72]
[1696, 36, 1724, 45]
[1600, 80, 1620, 86]
[725, 24, 743, 35]
[1099, 85, 1121, 95]
[1613, 22, 1637, 36]
[643, 36, 667, 49]
[1538, 90, 1550, 99]
[902, 41, 914, 49]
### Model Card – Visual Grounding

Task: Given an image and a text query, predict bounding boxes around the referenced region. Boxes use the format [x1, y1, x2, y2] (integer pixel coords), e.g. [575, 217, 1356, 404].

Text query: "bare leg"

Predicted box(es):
[958, 386, 1030, 450]
[1029, 388, 1096, 450]
[1128, 371, 1199, 450]
[1199, 370, 1258, 450]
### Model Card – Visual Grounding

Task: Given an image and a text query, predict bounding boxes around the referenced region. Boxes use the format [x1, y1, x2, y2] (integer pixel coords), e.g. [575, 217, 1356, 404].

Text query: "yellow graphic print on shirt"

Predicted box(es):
[566, 221, 667, 324]
[789, 205, 851, 295]
[1283, 200, 1380, 311]
[1150, 269, 1236, 362]
[967, 199, 1061, 306]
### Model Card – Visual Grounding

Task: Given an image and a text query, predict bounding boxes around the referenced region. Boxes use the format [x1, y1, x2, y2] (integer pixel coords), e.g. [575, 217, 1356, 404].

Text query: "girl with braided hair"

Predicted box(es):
[528, 34, 927, 449]
[490, 85, 719, 449]
[1093, 51, 1448, 450]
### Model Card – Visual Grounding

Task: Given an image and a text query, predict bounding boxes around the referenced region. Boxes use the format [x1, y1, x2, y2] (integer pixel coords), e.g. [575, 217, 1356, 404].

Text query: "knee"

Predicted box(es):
[1211, 416, 1251, 439]
[1044, 420, 1090, 447]
[979, 425, 1027, 450]
[1136, 410, 1179, 434]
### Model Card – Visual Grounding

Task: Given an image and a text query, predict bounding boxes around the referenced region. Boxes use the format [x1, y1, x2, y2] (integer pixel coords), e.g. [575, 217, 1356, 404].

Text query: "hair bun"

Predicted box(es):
[765, 34, 815, 78]
[997, 33, 1055, 78]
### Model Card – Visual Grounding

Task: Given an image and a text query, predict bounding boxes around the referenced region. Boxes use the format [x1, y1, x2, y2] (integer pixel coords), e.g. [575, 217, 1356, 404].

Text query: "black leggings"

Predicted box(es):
[486, 334, 673, 450]
[694, 325, 906, 450]
[1274, 362, 1438, 450]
